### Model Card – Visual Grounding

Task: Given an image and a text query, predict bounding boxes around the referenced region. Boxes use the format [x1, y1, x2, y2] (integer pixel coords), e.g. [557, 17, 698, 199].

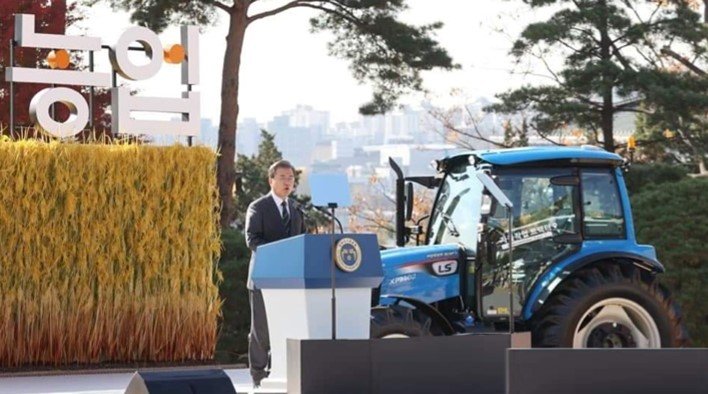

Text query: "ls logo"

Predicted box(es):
[431, 260, 458, 276]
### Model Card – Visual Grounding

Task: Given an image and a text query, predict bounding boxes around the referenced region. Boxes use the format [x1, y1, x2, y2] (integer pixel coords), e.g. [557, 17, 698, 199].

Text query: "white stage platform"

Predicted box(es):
[0, 368, 265, 394]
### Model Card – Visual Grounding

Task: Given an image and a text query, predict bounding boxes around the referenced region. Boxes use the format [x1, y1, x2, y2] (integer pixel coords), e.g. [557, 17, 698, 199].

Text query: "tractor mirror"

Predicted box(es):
[405, 181, 414, 221]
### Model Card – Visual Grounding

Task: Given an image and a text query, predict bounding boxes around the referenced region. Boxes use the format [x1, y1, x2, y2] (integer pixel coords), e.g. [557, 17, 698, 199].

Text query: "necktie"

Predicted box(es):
[281, 200, 290, 231]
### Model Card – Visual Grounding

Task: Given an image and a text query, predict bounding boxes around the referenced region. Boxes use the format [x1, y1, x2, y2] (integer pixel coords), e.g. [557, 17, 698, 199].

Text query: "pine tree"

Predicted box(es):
[486, 0, 706, 152]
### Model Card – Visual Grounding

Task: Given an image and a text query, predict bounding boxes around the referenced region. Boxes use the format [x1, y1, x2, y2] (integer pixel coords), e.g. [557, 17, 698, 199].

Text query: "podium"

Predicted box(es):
[251, 233, 383, 390]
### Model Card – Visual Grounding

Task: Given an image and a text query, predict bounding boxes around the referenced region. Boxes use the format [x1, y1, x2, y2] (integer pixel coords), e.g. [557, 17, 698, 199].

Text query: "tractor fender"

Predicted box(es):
[379, 294, 456, 335]
[524, 252, 665, 319]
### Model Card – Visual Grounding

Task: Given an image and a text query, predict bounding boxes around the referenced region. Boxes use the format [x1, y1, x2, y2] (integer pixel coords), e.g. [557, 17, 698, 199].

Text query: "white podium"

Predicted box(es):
[251, 234, 383, 391]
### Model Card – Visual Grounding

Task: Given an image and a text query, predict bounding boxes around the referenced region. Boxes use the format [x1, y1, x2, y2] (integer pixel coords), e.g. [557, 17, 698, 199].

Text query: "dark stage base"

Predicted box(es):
[287, 333, 530, 394]
[507, 348, 708, 394]
[287, 335, 707, 394]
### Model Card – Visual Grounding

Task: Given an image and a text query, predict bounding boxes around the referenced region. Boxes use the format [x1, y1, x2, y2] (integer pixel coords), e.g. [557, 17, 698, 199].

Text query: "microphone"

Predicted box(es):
[291, 201, 313, 233]
[294, 201, 344, 234]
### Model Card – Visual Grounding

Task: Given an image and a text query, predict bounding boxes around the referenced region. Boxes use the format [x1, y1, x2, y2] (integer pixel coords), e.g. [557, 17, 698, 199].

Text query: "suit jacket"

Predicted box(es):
[245, 192, 306, 290]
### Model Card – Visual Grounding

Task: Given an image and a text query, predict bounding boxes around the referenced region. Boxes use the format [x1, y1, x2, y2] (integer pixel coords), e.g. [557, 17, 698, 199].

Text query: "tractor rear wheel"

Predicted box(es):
[532, 263, 689, 348]
[370, 305, 433, 339]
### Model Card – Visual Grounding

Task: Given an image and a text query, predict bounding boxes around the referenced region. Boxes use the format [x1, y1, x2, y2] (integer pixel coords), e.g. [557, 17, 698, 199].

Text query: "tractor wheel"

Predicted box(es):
[532, 263, 689, 348]
[370, 305, 433, 339]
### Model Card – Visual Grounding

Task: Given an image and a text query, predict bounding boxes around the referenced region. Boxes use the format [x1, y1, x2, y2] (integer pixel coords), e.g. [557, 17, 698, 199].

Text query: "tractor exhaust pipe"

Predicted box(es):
[389, 157, 406, 247]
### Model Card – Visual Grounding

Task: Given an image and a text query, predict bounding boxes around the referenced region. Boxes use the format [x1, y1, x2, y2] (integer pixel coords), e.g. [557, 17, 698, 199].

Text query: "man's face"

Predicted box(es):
[269, 167, 295, 199]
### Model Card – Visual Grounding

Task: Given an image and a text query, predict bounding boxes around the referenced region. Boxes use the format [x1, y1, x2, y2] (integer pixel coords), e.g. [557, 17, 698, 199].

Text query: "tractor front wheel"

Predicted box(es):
[532, 263, 689, 348]
[370, 305, 433, 339]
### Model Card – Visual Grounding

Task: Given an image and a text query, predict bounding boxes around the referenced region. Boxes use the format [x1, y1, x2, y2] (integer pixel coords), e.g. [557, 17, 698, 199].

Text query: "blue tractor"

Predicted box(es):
[370, 146, 688, 348]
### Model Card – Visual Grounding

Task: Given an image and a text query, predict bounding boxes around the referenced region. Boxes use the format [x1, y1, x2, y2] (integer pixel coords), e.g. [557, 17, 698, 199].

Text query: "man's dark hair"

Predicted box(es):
[268, 160, 295, 178]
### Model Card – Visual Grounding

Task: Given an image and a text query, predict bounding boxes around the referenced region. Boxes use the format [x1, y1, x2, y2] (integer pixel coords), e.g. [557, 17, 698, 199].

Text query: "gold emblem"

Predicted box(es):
[335, 237, 362, 273]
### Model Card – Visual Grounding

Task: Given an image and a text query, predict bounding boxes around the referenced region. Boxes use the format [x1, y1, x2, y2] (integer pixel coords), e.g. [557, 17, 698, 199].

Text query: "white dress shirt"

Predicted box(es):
[271, 193, 289, 218]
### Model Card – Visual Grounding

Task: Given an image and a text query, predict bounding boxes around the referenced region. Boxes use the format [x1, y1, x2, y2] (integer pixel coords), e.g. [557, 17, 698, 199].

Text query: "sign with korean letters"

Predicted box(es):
[5, 14, 200, 138]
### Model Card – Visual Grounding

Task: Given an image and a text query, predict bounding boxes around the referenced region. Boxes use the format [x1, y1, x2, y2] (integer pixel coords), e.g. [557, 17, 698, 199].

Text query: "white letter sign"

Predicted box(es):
[5, 14, 201, 139]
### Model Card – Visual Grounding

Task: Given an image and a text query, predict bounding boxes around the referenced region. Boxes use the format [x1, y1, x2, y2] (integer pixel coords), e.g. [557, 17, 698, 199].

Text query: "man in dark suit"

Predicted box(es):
[245, 160, 306, 387]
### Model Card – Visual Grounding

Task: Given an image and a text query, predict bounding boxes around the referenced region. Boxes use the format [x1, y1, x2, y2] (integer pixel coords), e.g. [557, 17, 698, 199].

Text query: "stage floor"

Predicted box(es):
[0, 368, 261, 394]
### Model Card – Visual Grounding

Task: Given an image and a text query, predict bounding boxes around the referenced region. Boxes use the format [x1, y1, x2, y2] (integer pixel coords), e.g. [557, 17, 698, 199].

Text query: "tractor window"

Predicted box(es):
[428, 163, 483, 249]
[481, 169, 580, 318]
[581, 169, 625, 238]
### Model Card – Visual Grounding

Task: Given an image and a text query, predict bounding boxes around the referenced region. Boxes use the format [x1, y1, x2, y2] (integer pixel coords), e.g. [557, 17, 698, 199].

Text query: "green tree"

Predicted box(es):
[631, 177, 708, 346]
[486, 0, 706, 152]
[95, 0, 457, 228]
[214, 227, 251, 363]
[637, 0, 708, 176]
[635, 102, 707, 173]
[633, 1, 708, 173]
[623, 162, 689, 195]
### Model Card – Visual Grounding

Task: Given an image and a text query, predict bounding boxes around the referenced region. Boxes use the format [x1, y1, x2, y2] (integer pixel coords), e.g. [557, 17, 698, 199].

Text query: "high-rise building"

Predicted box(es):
[268, 115, 315, 167]
[283, 105, 329, 140]
[265, 105, 335, 166]
[149, 117, 216, 147]
[237, 118, 262, 157]
[199, 118, 218, 149]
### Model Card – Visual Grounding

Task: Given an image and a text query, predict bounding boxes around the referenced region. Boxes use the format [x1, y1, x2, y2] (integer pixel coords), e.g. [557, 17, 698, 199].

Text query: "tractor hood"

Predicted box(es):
[380, 244, 463, 268]
[379, 244, 466, 304]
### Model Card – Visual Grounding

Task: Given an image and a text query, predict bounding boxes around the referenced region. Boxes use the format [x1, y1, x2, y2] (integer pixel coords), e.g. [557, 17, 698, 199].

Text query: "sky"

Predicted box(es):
[71, 0, 552, 125]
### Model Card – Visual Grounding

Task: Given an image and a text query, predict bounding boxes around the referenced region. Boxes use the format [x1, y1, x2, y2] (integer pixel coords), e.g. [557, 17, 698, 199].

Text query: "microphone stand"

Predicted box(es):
[328, 202, 338, 340]
[314, 204, 343, 233]
[297, 202, 344, 234]
[508, 208, 514, 334]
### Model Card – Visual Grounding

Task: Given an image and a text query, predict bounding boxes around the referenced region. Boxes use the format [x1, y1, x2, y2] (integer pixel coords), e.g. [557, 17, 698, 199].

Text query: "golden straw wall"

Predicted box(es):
[0, 141, 221, 367]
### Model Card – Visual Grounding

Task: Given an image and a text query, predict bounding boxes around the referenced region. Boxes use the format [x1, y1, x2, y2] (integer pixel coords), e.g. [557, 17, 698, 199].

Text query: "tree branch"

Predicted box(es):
[534, 128, 566, 146]
[452, 108, 511, 148]
[355, 213, 395, 233]
[661, 46, 707, 75]
[609, 17, 666, 48]
[570, 27, 601, 46]
[614, 106, 652, 115]
[574, 95, 604, 110]
[319, 0, 362, 23]
[622, 0, 646, 25]
[294, 3, 362, 26]
[375, 181, 396, 205]
[610, 42, 636, 72]
[632, 45, 660, 68]
[538, 53, 563, 85]
[200, 0, 232, 13]
[248, 0, 303, 23]
[555, 38, 583, 55]
[248, 0, 361, 25]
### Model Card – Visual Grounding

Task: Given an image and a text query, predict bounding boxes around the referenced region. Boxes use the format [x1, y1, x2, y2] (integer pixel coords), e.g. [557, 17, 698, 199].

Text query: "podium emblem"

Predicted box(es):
[335, 237, 362, 272]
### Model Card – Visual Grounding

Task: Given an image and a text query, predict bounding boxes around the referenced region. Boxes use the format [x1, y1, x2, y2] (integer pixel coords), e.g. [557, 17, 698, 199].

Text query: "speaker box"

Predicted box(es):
[124, 369, 237, 394]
